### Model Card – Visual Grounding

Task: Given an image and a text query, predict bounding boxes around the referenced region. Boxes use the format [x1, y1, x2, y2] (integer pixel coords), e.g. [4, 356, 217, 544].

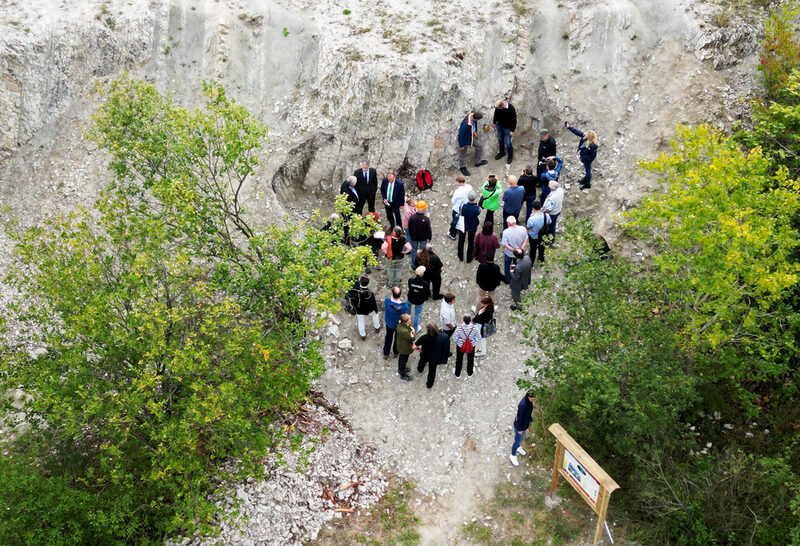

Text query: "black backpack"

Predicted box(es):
[343, 290, 358, 315]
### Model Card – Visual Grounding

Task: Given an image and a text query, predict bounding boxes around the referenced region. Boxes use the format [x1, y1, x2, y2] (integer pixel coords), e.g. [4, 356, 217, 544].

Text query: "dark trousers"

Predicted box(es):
[549, 212, 560, 243]
[502, 209, 519, 230]
[366, 188, 377, 212]
[455, 349, 475, 377]
[457, 229, 476, 262]
[484, 209, 495, 226]
[383, 327, 398, 356]
[523, 196, 536, 221]
[398, 353, 410, 377]
[580, 159, 593, 186]
[536, 159, 546, 178]
[385, 205, 402, 228]
[417, 357, 438, 388]
[529, 236, 545, 264]
[449, 210, 459, 237]
[431, 275, 443, 299]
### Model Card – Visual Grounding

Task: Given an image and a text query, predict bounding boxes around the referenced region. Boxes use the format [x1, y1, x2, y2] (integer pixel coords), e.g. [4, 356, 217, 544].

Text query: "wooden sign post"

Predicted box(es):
[548, 423, 620, 546]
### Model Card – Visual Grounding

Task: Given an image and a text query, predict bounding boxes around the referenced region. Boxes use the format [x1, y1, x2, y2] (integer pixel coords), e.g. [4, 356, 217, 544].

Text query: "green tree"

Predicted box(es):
[0, 77, 373, 543]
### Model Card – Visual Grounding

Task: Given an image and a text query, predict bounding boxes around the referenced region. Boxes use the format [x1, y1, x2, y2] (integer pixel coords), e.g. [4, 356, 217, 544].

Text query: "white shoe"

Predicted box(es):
[509, 454, 519, 466]
[516, 447, 526, 456]
[471, 305, 477, 314]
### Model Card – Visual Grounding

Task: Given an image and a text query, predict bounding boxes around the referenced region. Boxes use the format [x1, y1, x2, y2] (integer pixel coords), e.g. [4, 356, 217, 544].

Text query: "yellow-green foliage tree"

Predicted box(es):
[0, 78, 373, 544]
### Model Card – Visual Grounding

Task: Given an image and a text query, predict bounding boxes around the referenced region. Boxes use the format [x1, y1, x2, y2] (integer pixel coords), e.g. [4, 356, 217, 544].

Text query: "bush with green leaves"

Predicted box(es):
[0, 77, 373, 544]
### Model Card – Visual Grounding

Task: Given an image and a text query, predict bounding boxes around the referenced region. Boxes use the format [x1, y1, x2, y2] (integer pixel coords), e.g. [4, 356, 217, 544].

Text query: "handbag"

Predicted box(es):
[455, 215, 465, 233]
[483, 318, 497, 337]
[475, 337, 487, 357]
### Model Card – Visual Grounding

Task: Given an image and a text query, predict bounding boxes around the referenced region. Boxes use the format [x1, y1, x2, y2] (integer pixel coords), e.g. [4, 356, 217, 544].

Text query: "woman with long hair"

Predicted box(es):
[415, 246, 443, 300]
[565, 122, 599, 190]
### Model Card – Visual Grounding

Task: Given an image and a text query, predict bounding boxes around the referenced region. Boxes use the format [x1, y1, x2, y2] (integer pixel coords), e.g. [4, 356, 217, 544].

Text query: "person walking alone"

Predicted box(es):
[565, 121, 599, 190]
[510, 391, 536, 466]
[493, 100, 517, 164]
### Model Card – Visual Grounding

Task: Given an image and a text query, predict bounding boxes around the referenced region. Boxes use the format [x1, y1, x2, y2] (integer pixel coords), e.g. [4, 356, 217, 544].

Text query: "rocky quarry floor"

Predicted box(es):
[0, 0, 769, 544]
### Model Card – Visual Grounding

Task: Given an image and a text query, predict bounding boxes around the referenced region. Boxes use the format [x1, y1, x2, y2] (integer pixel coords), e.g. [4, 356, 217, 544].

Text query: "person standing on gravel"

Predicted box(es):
[542, 181, 564, 245]
[407, 199, 432, 268]
[536, 129, 557, 179]
[473, 221, 500, 264]
[509, 248, 532, 311]
[492, 100, 517, 165]
[539, 156, 563, 205]
[519, 165, 539, 222]
[348, 276, 381, 341]
[380, 169, 405, 228]
[401, 195, 417, 243]
[526, 200, 550, 265]
[453, 315, 481, 378]
[354, 160, 378, 213]
[407, 266, 431, 331]
[501, 216, 528, 283]
[510, 391, 536, 466]
[414, 322, 451, 389]
[440, 293, 457, 337]
[479, 174, 502, 226]
[340, 175, 360, 213]
[457, 110, 488, 177]
[415, 246, 444, 300]
[396, 313, 415, 382]
[458, 191, 481, 263]
[381, 226, 411, 288]
[476, 252, 503, 305]
[501, 175, 524, 230]
[448, 174, 473, 241]
[565, 122, 599, 190]
[383, 286, 411, 360]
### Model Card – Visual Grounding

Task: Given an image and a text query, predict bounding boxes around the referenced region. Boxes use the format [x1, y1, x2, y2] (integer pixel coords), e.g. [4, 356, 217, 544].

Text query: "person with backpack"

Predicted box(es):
[458, 191, 481, 263]
[526, 200, 550, 265]
[396, 313, 415, 382]
[414, 322, 451, 389]
[565, 122, 599, 190]
[381, 226, 412, 288]
[347, 276, 381, 341]
[383, 286, 411, 360]
[453, 315, 481, 378]
[479, 174, 502, 226]
[407, 266, 432, 331]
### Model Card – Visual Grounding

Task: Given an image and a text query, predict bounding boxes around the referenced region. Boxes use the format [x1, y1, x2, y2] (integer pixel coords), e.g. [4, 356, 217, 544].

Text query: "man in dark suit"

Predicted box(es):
[380, 169, 405, 228]
[340, 175, 360, 212]
[354, 160, 378, 214]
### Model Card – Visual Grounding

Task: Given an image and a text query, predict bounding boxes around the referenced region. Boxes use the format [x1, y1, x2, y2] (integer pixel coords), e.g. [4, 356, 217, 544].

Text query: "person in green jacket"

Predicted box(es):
[480, 174, 502, 226]
[396, 313, 415, 382]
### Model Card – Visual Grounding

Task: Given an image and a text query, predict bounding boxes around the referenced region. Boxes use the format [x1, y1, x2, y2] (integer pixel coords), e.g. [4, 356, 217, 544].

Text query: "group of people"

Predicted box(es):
[339, 100, 599, 464]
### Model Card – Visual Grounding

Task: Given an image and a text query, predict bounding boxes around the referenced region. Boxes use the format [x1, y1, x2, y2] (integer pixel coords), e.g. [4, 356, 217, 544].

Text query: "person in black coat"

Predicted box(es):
[380, 169, 405, 228]
[340, 176, 360, 212]
[536, 129, 557, 178]
[476, 252, 503, 304]
[347, 277, 380, 340]
[407, 266, 432, 331]
[518, 165, 539, 221]
[472, 296, 495, 337]
[415, 246, 443, 300]
[458, 192, 482, 263]
[493, 100, 517, 164]
[414, 322, 452, 389]
[354, 160, 379, 213]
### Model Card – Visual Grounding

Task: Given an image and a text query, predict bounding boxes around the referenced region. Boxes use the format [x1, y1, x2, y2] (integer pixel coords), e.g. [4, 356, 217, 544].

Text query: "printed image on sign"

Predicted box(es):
[562, 448, 600, 505]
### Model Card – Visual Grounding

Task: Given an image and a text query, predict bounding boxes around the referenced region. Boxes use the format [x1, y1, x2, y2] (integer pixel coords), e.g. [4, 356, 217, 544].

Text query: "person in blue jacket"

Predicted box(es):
[457, 110, 488, 177]
[383, 285, 411, 359]
[510, 390, 536, 466]
[539, 155, 563, 205]
[565, 122, 599, 190]
[458, 191, 482, 263]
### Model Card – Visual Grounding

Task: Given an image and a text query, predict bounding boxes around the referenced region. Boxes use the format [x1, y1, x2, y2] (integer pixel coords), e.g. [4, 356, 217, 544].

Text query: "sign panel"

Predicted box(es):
[562, 447, 600, 506]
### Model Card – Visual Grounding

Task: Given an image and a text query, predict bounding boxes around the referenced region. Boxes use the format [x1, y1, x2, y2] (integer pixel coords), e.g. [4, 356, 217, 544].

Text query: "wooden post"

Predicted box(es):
[592, 488, 610, 546]
[549, 441, 565, 496]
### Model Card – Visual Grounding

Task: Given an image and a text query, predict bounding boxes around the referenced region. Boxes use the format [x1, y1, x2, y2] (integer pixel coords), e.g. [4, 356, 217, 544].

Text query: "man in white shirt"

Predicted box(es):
[448, 174, 473, 240]
[439, 293, 457, 337]
[501, 216, 528, 283]
[542, 180, 564, 245]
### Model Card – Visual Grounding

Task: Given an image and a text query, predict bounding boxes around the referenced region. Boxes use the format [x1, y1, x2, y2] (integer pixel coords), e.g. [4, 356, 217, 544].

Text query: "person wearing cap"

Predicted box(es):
[536, 128, 557, 179]
[510, 391, 536, 466]
[354, 160, 378, 213]
[501, 175, 525, 230]
[501, 216, 528, 283]
[457, 109, 488, 177]
[407, 266, 432, 331]
[407, 199, 432, 268]
[542, 180, 564, 245]
[458, 191, 481, 263]
[492, 100, 517, 164]
[479, 174, 502, 226]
